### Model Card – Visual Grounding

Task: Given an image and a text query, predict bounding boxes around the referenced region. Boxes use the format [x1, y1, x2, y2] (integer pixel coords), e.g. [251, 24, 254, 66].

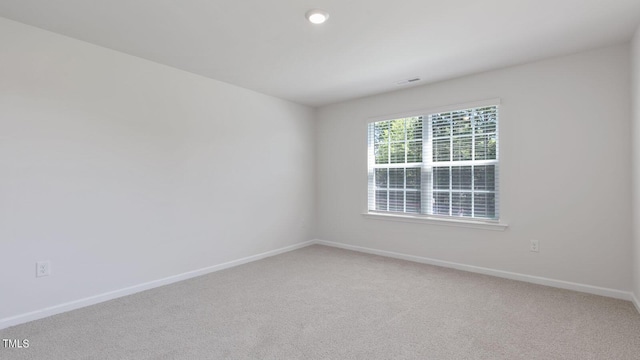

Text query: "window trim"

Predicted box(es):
[361, 211, 508, 231]
[366, 98, 507, 229]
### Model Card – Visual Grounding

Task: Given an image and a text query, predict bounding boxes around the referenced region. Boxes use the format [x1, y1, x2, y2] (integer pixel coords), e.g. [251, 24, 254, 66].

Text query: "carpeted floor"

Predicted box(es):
[1, 245, 639, 359]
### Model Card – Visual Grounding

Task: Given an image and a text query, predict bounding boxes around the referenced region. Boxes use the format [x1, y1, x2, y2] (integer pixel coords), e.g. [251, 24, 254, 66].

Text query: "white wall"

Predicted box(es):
[317, 44, 632, 292]
[0, 18, 315, 321]
[632, 25, 640, 302]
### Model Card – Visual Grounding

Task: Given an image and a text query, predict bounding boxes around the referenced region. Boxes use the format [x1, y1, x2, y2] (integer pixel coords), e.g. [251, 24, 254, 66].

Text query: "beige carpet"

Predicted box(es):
[1, 245, 639, 359]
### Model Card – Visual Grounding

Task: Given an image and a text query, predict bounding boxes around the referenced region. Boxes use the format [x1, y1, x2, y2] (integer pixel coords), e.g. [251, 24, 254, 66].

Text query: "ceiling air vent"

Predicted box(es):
[396, 77, 421, 86]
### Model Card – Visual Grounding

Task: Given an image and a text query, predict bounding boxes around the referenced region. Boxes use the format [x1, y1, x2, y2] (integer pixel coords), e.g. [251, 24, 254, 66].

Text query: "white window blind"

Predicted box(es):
[367, 104, 499, 221]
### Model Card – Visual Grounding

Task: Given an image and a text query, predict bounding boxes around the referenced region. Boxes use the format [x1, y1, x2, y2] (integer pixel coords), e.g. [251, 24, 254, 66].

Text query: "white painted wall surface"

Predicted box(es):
[0, 18, 315, 321]
[316, 44, 632, 292]
[632, 25, 640, 301]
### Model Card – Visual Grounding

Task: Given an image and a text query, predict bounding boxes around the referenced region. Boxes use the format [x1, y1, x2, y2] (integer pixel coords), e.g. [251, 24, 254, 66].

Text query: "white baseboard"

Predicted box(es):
[0, 240, 315, 330]
[3, 239, 636, 330]
[632, 293, 640, 314]
[313, 239, 634, 302]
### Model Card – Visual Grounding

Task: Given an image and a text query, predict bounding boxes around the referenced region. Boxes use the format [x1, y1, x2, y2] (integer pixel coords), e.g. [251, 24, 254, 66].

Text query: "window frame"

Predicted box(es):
[365, 99, 507, 230]
[370, 116, 424, 214]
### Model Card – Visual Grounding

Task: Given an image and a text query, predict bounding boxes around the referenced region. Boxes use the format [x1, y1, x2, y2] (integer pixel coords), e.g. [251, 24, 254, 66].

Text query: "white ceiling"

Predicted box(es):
[1, 0, 640, 107]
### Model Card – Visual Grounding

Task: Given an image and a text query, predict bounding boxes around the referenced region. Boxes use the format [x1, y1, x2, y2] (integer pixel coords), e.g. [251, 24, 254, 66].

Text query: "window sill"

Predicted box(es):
[362, 212, 508, 231]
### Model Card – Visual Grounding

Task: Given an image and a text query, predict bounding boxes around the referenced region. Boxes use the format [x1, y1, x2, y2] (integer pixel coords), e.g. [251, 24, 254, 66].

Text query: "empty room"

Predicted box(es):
[2, 0, 640, 359]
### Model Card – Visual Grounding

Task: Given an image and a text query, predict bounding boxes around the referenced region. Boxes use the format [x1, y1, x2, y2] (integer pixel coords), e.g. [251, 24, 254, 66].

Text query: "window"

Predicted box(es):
[367, 103, 499, 221]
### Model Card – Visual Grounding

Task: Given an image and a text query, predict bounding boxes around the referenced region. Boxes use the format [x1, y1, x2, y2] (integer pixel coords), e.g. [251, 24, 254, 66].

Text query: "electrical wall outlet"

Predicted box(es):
[36, 261, 51, 277]
[530, 240, 539, 253]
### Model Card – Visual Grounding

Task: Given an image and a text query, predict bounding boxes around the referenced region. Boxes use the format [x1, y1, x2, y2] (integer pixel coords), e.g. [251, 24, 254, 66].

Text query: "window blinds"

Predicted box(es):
[367, 104, 499, 220]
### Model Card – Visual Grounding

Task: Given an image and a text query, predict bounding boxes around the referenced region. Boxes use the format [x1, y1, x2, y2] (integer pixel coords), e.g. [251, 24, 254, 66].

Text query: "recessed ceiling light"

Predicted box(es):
[306, 9, 329, 24]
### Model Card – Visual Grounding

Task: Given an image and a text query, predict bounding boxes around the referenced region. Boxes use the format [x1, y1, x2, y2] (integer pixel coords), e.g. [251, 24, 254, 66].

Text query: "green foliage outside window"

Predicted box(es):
[374, 117, 422, 165]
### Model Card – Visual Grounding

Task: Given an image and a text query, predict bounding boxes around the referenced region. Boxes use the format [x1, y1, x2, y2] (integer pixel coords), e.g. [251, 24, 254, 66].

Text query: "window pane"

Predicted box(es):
[474, 165, 495, 191]
[406, 168, 421, 189]
[453, 136, 472, 161]
[375, 168, 388, 189]
[389, 191, 404, 212]
[452, 166, 472, 190]
[431, 113, 451, 138]
[406, 191, 421, 214]
[407, 141, 422, 163]
[406, 117, 423, 140]
[375, 143, 389, 164]
[452, 192, 472, 217]
[390, 142, 406, 164]
[433, 167, 450, 190]
[473, 108, 497, 134]
[474, 134, 488, 160]
[433, 192, 450, 215]
[433, 138, 450, 162]
[374, 121, 390, 144]
[474, 134, 497, 160]
[474, 193, 496, 219]
[389, 168, 405, 189]
[390, 119, 405, 142]
[452, 111, 472, 136]
[375, 190, 388, 211]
